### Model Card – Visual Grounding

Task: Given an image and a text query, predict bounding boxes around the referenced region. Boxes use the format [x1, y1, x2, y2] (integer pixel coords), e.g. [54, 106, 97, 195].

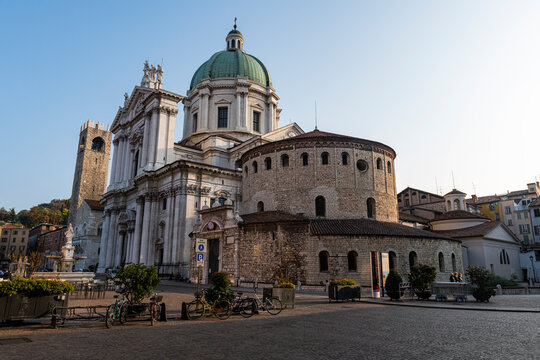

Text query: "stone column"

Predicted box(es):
[114, 232, 124, 267]
[171, 190, 182, 265]
[147, 110, 159, 170]
[236, 93, 242, 130]
[139, 197, 152, 264]
[141, 116, 150, 166]
[97, 211, 110, 273]
[131, 198, 144, 263]
[116, 139, 125, 183]
[123, 146, 132, 182]
[146, 198, 159, 264]
[163, 194, 173, 264]
[110, 140, 119, 185]
[200, 91, 209, 130]
[105, 210, 117, 268]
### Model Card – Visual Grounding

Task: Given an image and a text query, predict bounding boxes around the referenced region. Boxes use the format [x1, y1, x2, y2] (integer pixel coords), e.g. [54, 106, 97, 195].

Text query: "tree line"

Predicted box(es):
[0, 199, 69, 229]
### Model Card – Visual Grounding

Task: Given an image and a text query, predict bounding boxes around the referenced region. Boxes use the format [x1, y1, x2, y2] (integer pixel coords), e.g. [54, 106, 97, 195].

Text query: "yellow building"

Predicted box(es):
[469, 195, 503, 222]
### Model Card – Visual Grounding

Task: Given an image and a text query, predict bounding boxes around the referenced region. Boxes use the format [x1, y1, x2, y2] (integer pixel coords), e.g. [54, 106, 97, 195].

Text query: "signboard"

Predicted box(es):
[381, 252, 390, 287]
[196, 252, 204, 267]
[371, 251, 380, 298]
[196, 238, 207, 253]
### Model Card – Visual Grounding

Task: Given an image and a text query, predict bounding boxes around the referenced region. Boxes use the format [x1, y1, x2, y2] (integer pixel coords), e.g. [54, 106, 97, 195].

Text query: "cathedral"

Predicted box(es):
[98, 26, 463, 288]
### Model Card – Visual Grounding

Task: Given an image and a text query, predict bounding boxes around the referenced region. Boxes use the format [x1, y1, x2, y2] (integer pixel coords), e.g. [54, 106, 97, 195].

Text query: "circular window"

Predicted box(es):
[356, 160, 368, 172]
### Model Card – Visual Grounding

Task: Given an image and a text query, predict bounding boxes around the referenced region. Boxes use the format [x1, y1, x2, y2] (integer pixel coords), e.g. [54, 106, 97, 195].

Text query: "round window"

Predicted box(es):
[356, 160, 368, 172]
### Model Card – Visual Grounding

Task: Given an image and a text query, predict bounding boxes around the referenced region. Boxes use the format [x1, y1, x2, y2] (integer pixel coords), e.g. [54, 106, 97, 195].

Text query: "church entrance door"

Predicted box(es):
[208, 239, 220, 277]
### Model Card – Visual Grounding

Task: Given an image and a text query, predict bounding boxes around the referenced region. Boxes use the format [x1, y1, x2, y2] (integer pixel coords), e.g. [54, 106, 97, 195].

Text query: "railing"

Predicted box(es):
[154, 264, 186, 279]
[69, 283, 116, 299]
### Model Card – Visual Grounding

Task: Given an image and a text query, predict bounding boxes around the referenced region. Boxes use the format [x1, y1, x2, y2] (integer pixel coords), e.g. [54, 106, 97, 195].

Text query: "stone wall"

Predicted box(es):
[242, 144, 397, 221]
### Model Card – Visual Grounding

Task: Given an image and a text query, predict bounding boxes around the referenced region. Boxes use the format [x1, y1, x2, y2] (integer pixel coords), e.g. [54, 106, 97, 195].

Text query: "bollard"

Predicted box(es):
[159, 303, 167, 322]
[181, 302, 188, 320]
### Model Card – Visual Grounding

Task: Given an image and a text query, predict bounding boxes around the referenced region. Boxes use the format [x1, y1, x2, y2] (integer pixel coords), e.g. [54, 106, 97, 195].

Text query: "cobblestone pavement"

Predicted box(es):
[1, 286, 540, 359]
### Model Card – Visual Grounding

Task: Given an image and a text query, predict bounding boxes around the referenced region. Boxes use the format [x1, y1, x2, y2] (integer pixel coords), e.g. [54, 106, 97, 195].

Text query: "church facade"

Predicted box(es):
[98, 26, 463, 287]
[97, 27, 302, 275]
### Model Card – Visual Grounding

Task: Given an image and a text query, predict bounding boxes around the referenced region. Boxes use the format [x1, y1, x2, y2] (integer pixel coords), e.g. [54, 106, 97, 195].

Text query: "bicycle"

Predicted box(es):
[105, 295, 127, 328]
[186, 290, 232, 320]
[248, 291, 282, 315]
[148, 293, 163, 326]
[231, 292, 257, 318]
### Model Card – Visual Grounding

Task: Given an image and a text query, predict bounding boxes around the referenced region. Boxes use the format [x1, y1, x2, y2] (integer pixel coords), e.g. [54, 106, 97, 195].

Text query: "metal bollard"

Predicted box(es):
[181, 302, 188, 320]
[159, 303, 167, 322]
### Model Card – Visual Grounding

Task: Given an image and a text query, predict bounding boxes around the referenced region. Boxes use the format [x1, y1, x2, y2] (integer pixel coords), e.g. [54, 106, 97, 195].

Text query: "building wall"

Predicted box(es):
[0, 225, 29, 260]
[242, 145, 398, 221]
[72, 202, 103, 271]
[461, 237, 521, 280]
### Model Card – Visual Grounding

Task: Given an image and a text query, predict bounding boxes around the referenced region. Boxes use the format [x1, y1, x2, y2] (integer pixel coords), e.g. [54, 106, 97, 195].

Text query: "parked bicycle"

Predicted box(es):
[246, 291, 282, 315]
[186, 290, 232, 320]
[105, 295, 127, 328]
[231, 292, 257, 318]
[148, 293, 163, 326]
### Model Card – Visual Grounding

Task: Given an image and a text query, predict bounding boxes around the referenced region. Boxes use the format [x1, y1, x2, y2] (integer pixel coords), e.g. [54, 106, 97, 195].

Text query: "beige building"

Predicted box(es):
[0, 224, 29, 263]
[499, 182, 539, 245]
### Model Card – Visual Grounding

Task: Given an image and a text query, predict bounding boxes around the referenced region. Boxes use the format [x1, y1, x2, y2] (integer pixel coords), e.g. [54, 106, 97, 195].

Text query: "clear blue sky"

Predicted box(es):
[1, 0, 539, 211]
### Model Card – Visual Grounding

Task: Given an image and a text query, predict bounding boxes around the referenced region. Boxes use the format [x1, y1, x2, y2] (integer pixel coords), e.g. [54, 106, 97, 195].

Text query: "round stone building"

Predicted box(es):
[191, 129, 463, 289]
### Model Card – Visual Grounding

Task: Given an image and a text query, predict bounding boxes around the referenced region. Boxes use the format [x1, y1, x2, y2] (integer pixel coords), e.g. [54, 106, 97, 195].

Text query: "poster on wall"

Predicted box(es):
[371, 251, 380, 298]
[380, 252, 389, 297]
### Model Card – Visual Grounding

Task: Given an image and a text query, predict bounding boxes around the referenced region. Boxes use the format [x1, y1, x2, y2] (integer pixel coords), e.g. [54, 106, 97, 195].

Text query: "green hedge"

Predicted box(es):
[0, 278, 74, 297]
[330, 278, 357, 286]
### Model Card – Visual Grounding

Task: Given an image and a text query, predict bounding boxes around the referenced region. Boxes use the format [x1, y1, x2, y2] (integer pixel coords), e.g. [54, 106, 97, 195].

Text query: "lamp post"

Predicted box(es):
[530, 255, 537, 284]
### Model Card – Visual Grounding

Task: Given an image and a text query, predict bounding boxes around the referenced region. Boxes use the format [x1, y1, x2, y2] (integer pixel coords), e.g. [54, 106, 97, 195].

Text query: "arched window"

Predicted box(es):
[367, 198, 376, 219]
[348, 251, 358, 271]
[454, 199, 461, 210]
[341, 152, 349, 165]
[387, 161, 392, 173]
[132, 149, 139, 178]
[506, 251, 510, 265]
[162, 198, 167, 210]
[235, 159, 242, 169]
[500, 250, 510, 265]
[264, 157, 272, 170]
[281, 154, 289, 167]
[447, 200, 451, 210]
[376, 158, 382, 170]
[301, 153, 309, 166]
[389, 251, 397, 270]
[315, 196, 326, 217]
[409, 251, 418, 270]
[452, 253, 457, 272]
[321, 152, 329, 165]
[257, 201, 264, 212]
[244, 165, 248, 175]
[438, 252, 445, 272]
[319, 251, 329, 272]
[91, 137, 104, 152]
[252, 161, 258, 173]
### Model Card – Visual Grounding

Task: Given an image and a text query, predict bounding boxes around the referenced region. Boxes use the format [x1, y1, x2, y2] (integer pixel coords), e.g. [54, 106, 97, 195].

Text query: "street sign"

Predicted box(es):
[196, 238, 207, 253]
[196, 253, 205, 262]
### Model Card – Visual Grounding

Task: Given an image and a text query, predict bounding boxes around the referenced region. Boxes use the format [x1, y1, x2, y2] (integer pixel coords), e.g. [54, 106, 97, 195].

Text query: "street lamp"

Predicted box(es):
[530, 255, 537, 284]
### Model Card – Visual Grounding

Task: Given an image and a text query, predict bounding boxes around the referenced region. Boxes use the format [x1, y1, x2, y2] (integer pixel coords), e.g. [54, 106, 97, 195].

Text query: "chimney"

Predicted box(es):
[472, 194, 478, 203]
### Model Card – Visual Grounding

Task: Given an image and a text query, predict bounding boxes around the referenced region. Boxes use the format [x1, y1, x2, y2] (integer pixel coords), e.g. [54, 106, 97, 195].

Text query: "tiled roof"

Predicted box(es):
[310, 218, 455, 241]
[444, 189, 466, 196]
[240, 211, 309, 225]
[397, 187, 443, 199]
[466, 195, 500, 205]
[399, 212, 430, 224]
[433, 221, 501, 239]
[432, 210, 488, 221]
[84, 199, 104, 211]
[241, 129, 396, 163]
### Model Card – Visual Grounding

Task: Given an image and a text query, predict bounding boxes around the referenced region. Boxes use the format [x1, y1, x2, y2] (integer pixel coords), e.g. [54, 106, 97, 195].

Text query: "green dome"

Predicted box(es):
[190, 49, 272, 90]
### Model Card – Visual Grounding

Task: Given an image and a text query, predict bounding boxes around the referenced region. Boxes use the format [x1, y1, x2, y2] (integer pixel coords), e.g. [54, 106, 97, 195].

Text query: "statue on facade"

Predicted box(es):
[156, 64, 163, 89]
[141, 60, 151, 87]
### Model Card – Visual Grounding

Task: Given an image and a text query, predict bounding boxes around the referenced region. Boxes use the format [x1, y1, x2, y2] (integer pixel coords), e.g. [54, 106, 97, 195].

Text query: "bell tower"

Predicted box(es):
[68, 120, 112, 224]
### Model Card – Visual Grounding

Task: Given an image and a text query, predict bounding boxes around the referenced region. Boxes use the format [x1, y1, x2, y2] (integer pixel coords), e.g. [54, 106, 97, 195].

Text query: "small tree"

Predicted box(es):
[114, 263, 161, 304]
[408, 264, 437, 300]
[386, 270, 402, 300]
[466, 266, 495, 302]
[206, 271, 234, 302]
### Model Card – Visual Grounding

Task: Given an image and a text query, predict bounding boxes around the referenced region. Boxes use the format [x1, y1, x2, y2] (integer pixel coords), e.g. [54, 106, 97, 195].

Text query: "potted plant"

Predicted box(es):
[328, 278, 361, 302]
[408, 264, 437, 300]
[385, 270, 402, 301]
[0, 277, 72, 322]
[466, 266, 496, 302]
[269, 279, 296, 309]
[113, 263, 161, 314]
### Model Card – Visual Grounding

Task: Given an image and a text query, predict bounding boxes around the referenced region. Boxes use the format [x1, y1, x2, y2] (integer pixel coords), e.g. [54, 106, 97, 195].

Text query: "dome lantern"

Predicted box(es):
[226, 19, 244, 51]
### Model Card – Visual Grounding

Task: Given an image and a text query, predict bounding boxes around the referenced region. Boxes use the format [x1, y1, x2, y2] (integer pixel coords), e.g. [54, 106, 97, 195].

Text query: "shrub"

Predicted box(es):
[114, 263, 161, 304]
[274, 281, 295, 289]
[466, 266, 496, 302]
[0, 278, 73, 297]
[385, 270, 402, 300]
[330, 278, 357, 286]
[488, 275, 517, 288]
[206, 271, 234, 302]
[408, 264, 437, 300]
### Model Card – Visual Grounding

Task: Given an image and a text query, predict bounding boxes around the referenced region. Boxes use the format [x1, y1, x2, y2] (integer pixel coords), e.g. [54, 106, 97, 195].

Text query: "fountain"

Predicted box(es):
[33, 224, 95, 283]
